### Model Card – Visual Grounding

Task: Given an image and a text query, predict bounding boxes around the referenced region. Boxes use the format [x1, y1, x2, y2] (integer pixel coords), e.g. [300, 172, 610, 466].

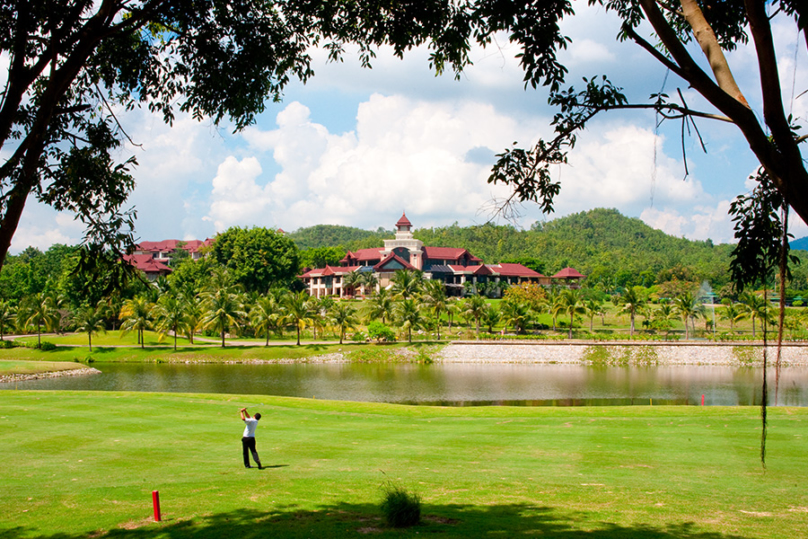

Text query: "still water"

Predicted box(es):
[5, 362, 808, 406]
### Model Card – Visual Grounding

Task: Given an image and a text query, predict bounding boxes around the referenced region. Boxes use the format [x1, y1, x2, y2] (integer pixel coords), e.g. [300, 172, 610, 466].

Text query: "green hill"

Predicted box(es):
[289, 209, 741, 288]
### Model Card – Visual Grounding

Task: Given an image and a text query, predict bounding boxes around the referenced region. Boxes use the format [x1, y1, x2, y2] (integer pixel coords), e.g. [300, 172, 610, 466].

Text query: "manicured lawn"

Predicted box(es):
[1, 391, 806, 538]
[0, 342, 434, 364]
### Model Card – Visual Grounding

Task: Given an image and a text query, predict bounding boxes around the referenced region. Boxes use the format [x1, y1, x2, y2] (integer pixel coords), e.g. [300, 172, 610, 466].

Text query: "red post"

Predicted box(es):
[701, 394, 705, 406]
[152, 490, 161, 522]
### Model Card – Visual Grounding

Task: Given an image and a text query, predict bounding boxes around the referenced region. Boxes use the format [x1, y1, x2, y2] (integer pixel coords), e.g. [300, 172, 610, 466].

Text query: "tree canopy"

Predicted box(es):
[0, 0, 461, 269]
[210, 226, 300, 293]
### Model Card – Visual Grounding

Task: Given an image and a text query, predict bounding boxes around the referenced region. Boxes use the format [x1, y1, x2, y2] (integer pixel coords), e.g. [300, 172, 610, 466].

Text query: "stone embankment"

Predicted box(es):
[438, 342, 808, 366]
[0, 367, 101, 384]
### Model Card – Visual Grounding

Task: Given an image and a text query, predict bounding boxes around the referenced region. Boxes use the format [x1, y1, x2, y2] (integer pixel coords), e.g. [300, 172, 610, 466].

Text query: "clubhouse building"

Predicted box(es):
[300, 212, 584, 298]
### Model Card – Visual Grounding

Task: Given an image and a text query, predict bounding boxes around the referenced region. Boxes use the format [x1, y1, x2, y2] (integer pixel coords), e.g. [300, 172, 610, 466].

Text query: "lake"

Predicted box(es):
[5, 362, 808, 406]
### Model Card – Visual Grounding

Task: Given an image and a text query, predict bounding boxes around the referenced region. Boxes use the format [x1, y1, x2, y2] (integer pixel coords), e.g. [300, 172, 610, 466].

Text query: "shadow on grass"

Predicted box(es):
[2, 503, 751, 539]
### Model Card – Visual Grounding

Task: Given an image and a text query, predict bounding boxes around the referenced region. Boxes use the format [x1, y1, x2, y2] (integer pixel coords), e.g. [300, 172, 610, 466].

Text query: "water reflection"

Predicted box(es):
[4, 363, 808, 406]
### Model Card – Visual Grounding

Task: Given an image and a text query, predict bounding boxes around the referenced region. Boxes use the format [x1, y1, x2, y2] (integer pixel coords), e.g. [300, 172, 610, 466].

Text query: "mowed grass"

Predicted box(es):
[1, 392, 807, 538]
[0, 342, 422, 364]
[0, 360, 85, 375]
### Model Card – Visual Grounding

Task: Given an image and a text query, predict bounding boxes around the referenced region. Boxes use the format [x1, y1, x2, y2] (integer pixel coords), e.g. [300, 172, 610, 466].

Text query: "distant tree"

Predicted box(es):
[673, 291, 699, 340]
[395, 298, 424, 344]
[299, 246, 346, 269]
[365, 288, 395, 325]
[330, 302, 359, 345]
[153, 295, 188, 351]
[360, 272, 379, 297]
[284, 291, 312, 346]
[559, 289, 586, 339]
[462, 295, 488, 340]
[342, 271, 362, 298]
[22, 293, 60, 347]
[73, 302, 107, 352]
[392, 270, 424, 300]
[737, 291, 771, 339]
[200, 289, 246, 348]
[500, 299, 531, 335]
[420, 280, 448, 340]
[211, 227, 300, 293]
[183, 296, 204, 345]
[0, 300, 15, 340]
[120, 296, 154, 349]
[482, 305, 501, 334]
[250, 294, 284, 346]
[584, 299, 603, 332]
[719, 298, 742, 333]
[620, 286, 648, 339]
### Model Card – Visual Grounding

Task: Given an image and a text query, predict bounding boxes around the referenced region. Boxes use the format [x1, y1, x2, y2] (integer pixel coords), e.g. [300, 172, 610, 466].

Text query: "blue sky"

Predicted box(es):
[11, 5, 808, 252]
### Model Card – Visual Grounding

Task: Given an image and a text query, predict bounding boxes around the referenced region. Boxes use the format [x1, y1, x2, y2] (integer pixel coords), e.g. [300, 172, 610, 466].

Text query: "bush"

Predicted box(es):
[381, 484, 421, 528]
[350, 332, 367, 342]
[367, 321, 396, 343]
[39, 342, 57, 351]
[0, 340, 16, 349]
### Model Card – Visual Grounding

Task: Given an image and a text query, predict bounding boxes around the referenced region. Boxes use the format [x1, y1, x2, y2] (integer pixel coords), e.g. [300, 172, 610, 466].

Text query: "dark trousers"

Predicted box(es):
[242, 436, 261, 468]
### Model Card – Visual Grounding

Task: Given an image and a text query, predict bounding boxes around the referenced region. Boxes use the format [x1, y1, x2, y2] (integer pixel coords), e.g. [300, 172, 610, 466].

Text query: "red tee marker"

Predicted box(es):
[152, 490, 161, 522]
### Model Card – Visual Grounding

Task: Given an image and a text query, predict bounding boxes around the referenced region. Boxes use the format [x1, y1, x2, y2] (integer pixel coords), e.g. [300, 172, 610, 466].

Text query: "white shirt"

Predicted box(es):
[243, 417, 258, 438]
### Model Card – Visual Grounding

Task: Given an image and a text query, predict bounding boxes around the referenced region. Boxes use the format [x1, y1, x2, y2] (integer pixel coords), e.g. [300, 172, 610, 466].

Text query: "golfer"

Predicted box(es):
[239, 407, 262, 469]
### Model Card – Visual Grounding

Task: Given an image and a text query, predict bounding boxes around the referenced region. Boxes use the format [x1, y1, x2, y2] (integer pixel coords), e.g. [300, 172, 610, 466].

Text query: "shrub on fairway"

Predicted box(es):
[381, 484, 421, 528]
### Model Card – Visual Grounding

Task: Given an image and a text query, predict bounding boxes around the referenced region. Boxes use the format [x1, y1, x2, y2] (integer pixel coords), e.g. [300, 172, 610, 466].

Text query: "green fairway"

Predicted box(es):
[1, 392, 806, 538]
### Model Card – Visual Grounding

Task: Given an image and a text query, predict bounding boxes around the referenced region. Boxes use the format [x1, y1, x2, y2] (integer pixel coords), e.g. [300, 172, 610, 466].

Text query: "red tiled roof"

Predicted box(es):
[374, 253, 416, 272]
[553, 267, 585, 279]
[137, 238, 213, 253]
[124, 254, 172, 274]
[423, 246, 481, 262]
[488, 263, 544, 277]
[395, 211, 412, 228]
[341, 248, 384, 263]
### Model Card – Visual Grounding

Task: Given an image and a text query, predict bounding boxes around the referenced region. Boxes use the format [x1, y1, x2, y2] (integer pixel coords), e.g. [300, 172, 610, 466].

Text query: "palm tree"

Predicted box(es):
[462, 295, 487, 339]
[73, 302, 107, 351]
[420, 279, 448, 340]
[120, 296, 154, 348]
[395, 298, 424, 343]
[737, 291, 770, 339]
[342, 271, 362, 298]
[500, 299, 531, 335]
[153, 295, 188, 351]
[653, 302, 676, 340]
[200, 289, 246, 347]
[559, 288, 586, 339]
[330, 302, 359, 344]
[284, 291, 312, 346]
[719, 298, 741, 333]
[250, 294, 283, 346]
[482, 304, 501, 334]
[673, 291, 699, 340]
[391, 269, 423, 300]
[308, 297, 333, 340]
[620, 286, 647, 338]
[183, 296, 204, 345]
[23, 293, 60, 346]
[360, 272, 378, 297]
[584, 299, 602, 332]
[365, 287, 395, 324]
[0, 300, 16, 340]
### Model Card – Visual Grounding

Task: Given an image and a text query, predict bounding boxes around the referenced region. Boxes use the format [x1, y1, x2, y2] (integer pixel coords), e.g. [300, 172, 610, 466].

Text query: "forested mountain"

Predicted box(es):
[289, 208, 791, 289]
[287, 224, 392, 251]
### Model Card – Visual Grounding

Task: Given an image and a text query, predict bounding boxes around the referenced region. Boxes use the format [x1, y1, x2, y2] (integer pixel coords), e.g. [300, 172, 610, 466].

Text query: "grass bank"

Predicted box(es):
[1, 391, 806, 538]
[0, 359, 86, 376]
[0, 342, 441, 365]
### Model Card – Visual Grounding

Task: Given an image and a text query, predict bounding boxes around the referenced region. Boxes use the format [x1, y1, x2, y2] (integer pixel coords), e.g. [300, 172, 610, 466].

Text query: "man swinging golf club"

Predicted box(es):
[239, 407, 262, 469]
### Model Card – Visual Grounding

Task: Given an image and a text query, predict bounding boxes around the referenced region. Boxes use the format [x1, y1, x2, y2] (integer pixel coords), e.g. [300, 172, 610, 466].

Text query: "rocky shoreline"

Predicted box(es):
[439, 342, 808, 366]
[0, 367, 101, 384]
